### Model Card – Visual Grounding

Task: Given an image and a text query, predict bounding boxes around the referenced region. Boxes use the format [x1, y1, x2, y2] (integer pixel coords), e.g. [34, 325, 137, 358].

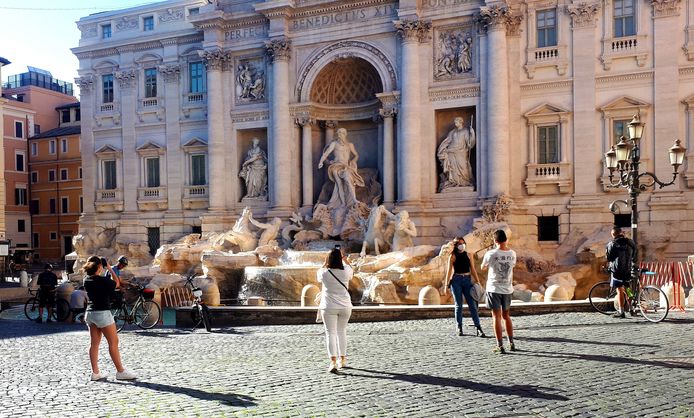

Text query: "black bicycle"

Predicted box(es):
[110, 283, 162, 332]
[185, 274, 212, 332]
[24, 288, 70, 322]
[588, 271, 669, 323]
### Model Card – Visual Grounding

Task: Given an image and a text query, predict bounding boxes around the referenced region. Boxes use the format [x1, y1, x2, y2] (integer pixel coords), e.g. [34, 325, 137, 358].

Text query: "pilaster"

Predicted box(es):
[161, 64, 183, 212]
[115, 69, 138, 212]
[75, 75, 97, 218]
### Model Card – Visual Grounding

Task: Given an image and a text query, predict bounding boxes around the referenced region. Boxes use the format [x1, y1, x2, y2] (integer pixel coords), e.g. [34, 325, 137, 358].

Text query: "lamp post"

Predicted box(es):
[604, 114, 687, 280]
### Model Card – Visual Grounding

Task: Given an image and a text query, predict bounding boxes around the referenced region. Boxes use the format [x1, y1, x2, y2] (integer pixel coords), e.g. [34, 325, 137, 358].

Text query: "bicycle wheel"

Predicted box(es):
[54, 299, 71, 322]
[134, 300, 161, 329]
[24, 298, 41, 321]
[637, 285, 669, 323]
[588, 281, 618, 315]
[111, 306, 127, 332]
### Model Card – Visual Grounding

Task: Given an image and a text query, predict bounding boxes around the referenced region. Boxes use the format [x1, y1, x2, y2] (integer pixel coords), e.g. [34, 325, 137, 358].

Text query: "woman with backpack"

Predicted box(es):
[317, 246, 353, 373]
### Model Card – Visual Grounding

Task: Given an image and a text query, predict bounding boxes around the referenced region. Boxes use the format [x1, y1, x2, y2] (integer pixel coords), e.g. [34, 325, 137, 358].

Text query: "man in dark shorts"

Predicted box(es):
[481, 230, 517, 354]
[37, 263, 59, 323]
[606, 227, 637, 318]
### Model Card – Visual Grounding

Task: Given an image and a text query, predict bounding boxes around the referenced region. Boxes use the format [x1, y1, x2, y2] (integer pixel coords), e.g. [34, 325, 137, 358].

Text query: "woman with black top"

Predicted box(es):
[443, 237, 485, 337]
[82, 256, 136, 381]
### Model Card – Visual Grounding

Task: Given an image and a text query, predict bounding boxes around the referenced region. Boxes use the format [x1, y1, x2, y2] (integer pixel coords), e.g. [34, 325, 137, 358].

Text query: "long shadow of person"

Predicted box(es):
[515, 335, 659, 349]
[340, 368, 568, 401]
[108, 380, 257, 407]
[514, 350, 694, 370]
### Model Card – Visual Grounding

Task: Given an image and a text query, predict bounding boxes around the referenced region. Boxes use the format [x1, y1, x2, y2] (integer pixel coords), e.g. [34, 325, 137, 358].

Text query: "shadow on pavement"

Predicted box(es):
[515, 351, 694, 370]
[108, 380, 257, 407]
[340, 368, 569, 401]
[515, 335, 659, 348]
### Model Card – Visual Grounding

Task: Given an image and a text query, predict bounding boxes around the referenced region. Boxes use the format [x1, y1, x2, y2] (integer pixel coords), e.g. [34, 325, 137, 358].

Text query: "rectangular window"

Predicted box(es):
[48, 170, 56, 182]
[78, 167, 83, 179]
[31, 142, 38, 156]
[34, 124, 40, 135]
[15, 153, 25, 172]
[144, 68, 157, 98]
[189, 7, 199, 16]
[30, 199, 39, 215]
[75, 108, 80, 121]
[62, 110, 70, 123]
[15, 188, 27, 206]
[15, 121, 23, 138]
[536, 9, 557, 48]
[191, 154, 206, 185]
[50, 232, 58, 241]
[61, 138, 68, 153]
[538, 216, 559, 241]
[80, 196, 83, 213]
[189, 62, 206, 93]
[60, 168, 68, 181]
[614, 0, 636, 37]
[143, 16, 154, 31]
[18, 219, 25, 233]
[49, 198, 56, 214]
[537, 125, 560, 164]
[102, 24, 112, 39]
[32, 233, 40, 248]
[103, 160, 117, 189]
[102, 74, 114, 104]
[61, 197, 69, 214]
[49, 140, 56, 154]
[613, 119, 631, 145]
[31, 172, 38, 183]
[146, 157, 160, 188]
[147, 227, 160, 256]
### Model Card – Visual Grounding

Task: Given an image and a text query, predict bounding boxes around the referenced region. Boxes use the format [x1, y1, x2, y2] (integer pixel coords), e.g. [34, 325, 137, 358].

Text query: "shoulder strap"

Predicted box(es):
[327, 269, 349, 292]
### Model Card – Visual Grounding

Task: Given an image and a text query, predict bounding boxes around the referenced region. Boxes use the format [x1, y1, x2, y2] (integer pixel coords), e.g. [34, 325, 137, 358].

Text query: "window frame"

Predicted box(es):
[102, 23, 112, 39]
[190, 153, 207, 186]
[48, 169, 56, 182]
[102, 159, 118, 190]
[49, 198, 57, 214]
[60, 168, 69, 181]
[31, 142, 38, 156]
[144, 68, 158, 98]
[102, 74, 114, 104]
[536, 124, 561, 165]
[49, 139, 56, 154]
[61, 110, 70, 124]
[15, 187, 27, 206]
[30, 171, 38, 184]
[614, 0, 636, 38]
[188, 61, 206, 94]
[145, 156, 161, 188]
[143, 15, 155, 31]
[49, 232, 58, 241]
[15, 121, 24, 138]
[61, 138, 68, 153]
[17, 219, 26, 233]
[15, 151, 25, 172]
[536, 8, 557, 48]
[61, 197, 69, 214]
[32, 233, 40, 248]
[30, 199, 39, 215]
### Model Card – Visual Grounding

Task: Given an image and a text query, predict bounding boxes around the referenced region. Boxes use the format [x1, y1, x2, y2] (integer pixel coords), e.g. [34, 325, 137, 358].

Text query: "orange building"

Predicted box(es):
[28, 103, 81, 261]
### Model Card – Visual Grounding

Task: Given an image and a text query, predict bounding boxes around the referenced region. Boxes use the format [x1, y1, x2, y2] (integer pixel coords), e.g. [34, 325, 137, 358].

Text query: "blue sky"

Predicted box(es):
[0, 0, 161, 97]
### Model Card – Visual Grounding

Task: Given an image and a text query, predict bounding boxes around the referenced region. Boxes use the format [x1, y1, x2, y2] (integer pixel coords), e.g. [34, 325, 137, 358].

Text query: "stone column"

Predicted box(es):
[159, 64, 182, 211]
[478, 6, 517, 197]
[75, 75, 97, 217]
[394, 19, 430, 205]
[296, 116, 315, 208]
[199, 49, 229, 211]
[114, 69, 138, 212]
[567, 2, 601, 195]
[380, 107, 396, 205]
[265, 38, 293, 212]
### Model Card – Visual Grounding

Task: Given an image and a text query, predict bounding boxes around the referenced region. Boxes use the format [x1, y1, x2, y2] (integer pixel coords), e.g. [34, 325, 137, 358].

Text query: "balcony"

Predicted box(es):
[95, 188, 123, 212]
[95, 102, 121, 127]
[137, 186, 168, 210]
[182, 185, 208, 209]
[524, 162, 572, 195]
[137, 97, 164, 122]
[524, 45, 568, 79]
[600, 35, 648, 70]
[182, 93, 207, 119]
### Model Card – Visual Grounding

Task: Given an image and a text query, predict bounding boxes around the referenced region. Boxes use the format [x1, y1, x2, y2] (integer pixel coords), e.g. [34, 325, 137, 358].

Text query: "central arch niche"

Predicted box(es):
[310, 58, 383, 105]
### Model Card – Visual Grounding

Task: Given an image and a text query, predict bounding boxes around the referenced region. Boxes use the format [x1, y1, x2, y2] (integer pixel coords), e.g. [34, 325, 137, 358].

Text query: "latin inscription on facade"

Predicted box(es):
[290, 3, 397, 31]
[421, 0, 474, 9]
[225, 26, 268, 41]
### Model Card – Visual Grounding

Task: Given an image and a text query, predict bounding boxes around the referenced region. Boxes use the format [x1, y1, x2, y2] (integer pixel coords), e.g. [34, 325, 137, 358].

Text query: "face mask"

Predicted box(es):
[457, 244, 465, 252]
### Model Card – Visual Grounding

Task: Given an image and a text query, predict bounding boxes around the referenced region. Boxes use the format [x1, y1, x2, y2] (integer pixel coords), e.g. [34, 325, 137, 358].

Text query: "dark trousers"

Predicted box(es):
[450, 274, 481, 328]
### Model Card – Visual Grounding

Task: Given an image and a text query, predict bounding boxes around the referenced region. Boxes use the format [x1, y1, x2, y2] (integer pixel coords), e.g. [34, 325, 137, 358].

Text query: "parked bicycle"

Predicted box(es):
[185, 273, 212, 332]
[588, 270, 669, 323]
[110, 282, 161, 332]
[24, 288, 70, 322]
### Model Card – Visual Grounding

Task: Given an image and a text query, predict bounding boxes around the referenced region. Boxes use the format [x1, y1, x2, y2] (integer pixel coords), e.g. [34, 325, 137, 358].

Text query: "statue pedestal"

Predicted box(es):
[432, 186, 477, 209]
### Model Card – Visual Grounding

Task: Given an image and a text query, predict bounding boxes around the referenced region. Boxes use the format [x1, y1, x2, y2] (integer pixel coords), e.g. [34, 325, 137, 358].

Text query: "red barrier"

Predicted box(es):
[639, 261, 687, 312]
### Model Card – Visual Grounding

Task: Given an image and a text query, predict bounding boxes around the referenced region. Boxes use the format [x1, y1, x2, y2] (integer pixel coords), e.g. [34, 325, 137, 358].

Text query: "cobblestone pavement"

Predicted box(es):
[1, 310, 693, 417]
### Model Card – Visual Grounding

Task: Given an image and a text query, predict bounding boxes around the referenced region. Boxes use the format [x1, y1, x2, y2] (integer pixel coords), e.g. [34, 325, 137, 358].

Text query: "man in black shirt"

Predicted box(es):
[36, 264, 59, 323]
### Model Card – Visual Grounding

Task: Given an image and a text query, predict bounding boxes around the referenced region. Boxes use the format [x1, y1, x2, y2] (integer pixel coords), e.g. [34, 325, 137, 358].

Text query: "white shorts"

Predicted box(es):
[85, 310, 115, 329]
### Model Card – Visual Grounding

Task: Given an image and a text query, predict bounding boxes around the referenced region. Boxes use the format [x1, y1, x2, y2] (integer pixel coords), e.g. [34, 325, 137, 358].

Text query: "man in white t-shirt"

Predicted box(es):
[70, 286, 89, 324]
[481, 229, 517, 354]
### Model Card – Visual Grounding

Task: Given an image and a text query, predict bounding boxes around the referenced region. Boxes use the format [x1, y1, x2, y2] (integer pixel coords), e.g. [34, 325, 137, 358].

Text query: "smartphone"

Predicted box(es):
[100, 257, 108, 267]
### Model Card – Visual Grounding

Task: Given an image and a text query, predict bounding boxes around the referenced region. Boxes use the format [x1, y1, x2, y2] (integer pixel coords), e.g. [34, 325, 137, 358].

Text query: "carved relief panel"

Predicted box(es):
[235, 56, 266, 105]
[433, 25, 476, 81]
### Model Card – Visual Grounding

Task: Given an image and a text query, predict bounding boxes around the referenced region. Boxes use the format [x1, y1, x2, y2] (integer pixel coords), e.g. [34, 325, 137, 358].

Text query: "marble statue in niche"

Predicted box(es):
[435, 30, 473, 79]
[239, 138, 268, 199]
[236, 60, 265, 103]
[317, 127, 365, 209]
[437, 116, 476, 190]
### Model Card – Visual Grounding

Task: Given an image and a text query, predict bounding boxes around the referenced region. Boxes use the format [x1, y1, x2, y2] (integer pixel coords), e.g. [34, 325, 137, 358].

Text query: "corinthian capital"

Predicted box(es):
[265, 38, 292, 62]
[394, 19, 432, 43]
[566, 2, 601, 29]
[114, 69, 137, 89]
[651, 0, 682, 17]
[199, 48, 231, 71]
[478, 5, 522, 34]
[158, 64, 181, 83]
[75, 75, 95, 92]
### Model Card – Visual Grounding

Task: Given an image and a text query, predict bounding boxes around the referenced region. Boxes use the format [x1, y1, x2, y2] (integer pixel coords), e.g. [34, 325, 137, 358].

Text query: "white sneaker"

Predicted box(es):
[90, 372, 108, 381]
[115, 370, 137, 380]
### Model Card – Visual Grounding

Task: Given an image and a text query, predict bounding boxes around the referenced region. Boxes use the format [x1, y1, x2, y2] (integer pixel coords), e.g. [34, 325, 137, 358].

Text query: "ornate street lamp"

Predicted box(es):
[604, 114, 687, 281]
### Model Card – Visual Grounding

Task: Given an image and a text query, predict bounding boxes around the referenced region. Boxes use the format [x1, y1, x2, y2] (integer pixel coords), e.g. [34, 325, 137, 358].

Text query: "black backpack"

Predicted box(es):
[607, 237, 634, 280]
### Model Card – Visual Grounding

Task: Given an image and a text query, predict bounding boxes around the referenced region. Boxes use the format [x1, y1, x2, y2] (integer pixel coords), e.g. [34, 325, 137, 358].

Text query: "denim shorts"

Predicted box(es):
[85, 310, 115, 329]
[486, 292, 512, 311]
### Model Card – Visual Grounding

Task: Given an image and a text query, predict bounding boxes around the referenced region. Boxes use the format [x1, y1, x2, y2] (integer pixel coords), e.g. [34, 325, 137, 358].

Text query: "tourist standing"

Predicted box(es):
[82, 256, 136, 381]
[443, 237, 485, 337]
[36, 264, 58, 323]
[317, 246, 353, 373]
[605, 227, 637, 318]
[481, 230, 517, 354]
[70, 286, 88, 324]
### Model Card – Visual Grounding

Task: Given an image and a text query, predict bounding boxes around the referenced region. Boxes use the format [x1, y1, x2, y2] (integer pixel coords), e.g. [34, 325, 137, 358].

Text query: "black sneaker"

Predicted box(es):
[612, 312, 626, 318]
[509, 342, 516, 352]
[493, 345, 506, 354]
[457, 328, 463, 336]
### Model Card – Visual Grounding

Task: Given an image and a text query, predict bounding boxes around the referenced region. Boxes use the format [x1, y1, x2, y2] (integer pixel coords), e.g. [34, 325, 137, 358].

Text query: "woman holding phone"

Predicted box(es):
[317, 246, 353, 373]
[83, 256, 136, 381]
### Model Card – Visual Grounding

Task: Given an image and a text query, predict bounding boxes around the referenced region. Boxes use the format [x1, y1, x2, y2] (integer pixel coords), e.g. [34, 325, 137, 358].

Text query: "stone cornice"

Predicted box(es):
[199, 48, 232, 71]
[428, 85, 480, 101]
[566, 2, 601, 29]
[394, 19, 432, 43]
[520, 79, 573, 92]
[292, 0, 393, 17]
[265, 37, 292, 62]
[651, 0, 682, 17]
[158, 64, 181, 83]
[114, 69, 137, 89]
[74, 34, 204, 60]
[595, 71, 653, 85]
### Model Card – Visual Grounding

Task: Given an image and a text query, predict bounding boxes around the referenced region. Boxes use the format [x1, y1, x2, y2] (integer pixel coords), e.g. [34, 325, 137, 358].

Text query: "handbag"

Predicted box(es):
[470, 281, 486, 303]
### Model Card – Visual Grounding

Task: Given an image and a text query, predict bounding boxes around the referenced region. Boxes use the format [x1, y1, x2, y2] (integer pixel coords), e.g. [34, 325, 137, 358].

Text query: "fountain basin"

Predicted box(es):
[240, 265, 322, 305]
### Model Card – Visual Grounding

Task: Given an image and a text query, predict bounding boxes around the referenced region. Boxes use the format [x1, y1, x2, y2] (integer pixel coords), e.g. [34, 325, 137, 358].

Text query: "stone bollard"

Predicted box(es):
[301, 284, 320, 307]
[247, 296, 266, 306]
[418, 285, 441, 306]
[19, 271, 29, 287]
[544, 284, 570, 302]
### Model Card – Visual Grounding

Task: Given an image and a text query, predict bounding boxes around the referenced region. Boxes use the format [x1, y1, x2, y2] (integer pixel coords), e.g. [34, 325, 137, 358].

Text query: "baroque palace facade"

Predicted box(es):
[74, 0, 693, 259]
